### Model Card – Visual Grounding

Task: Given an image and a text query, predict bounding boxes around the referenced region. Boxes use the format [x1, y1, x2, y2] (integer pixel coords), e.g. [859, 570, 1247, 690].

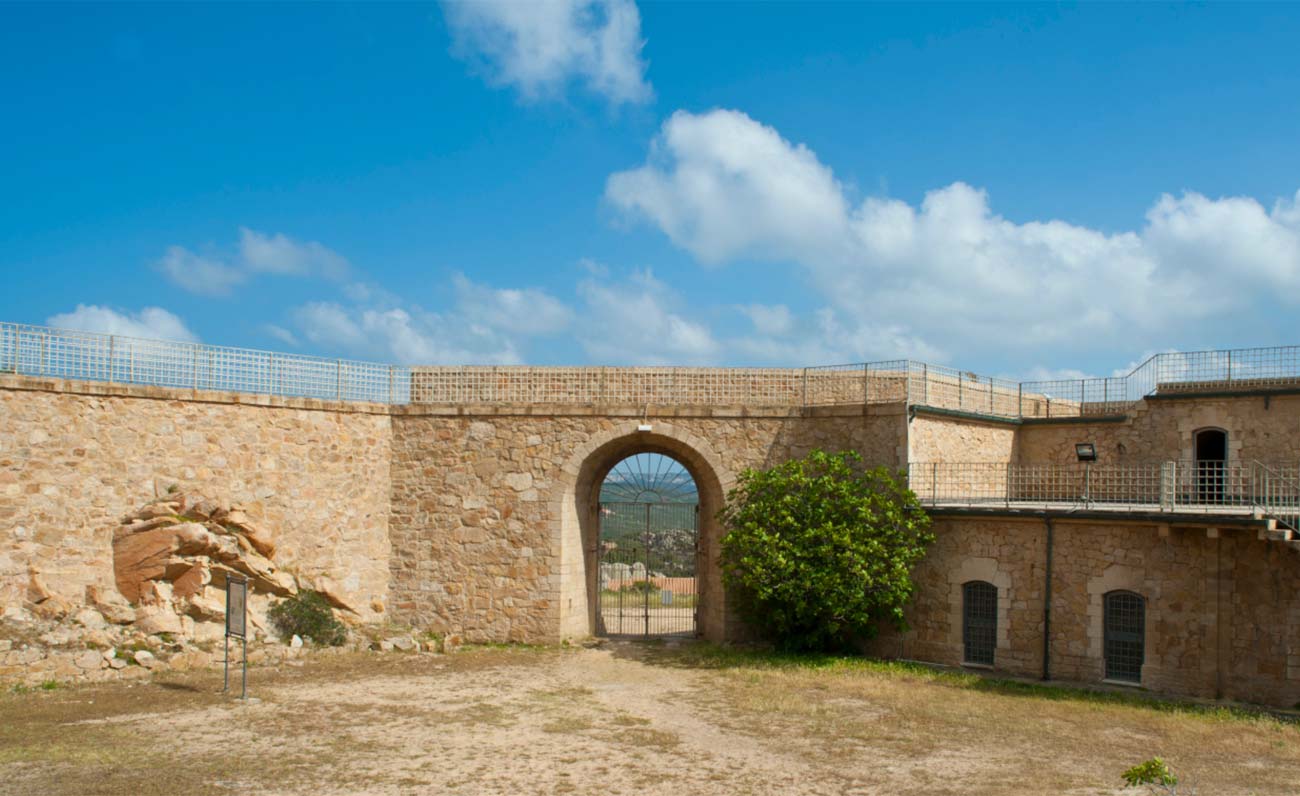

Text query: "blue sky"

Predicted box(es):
[3, 2, 1299, 379]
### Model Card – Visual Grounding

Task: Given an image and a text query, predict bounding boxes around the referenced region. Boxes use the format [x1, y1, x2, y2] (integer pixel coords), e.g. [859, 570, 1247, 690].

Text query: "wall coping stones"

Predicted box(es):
[0, 374, 390, 415]
[2, 374, 908, 419]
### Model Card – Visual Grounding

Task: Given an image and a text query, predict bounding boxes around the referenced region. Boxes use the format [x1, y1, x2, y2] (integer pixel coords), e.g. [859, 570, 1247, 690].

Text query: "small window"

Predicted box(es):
[1104, 590, 1145, 683]
[962, 581, 997, 666]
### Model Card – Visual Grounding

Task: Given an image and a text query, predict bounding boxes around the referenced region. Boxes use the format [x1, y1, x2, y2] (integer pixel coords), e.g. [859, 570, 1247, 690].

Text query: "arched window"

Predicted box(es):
[962, 581, 997, 666]
[1103, 590, 1145, 683]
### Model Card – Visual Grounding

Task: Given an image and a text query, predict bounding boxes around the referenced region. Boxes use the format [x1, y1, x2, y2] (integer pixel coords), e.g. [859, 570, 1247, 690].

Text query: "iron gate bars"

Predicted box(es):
[597, 501, 698, 637]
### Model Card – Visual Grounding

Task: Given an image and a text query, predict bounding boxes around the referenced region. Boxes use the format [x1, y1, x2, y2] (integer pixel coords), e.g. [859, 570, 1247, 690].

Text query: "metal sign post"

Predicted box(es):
[223, 575, 248, 700]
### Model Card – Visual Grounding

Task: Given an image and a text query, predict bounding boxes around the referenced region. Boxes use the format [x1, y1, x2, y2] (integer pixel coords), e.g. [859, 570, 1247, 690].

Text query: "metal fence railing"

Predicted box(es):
[4, 321, 1300, 415]
[0, 322, 409, 403]
[908, 460, 1300, 527]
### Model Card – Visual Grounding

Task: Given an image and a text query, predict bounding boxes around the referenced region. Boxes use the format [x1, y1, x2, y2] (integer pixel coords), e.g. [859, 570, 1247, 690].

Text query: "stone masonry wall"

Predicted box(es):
[908, 412, 1019, 464]
[0, 377, 393, 624]
[875, 515, 1300, 707]
[7, 370, 1300, 705]
[386, 405, 908, 643]
[1015, 393, 1300, 465]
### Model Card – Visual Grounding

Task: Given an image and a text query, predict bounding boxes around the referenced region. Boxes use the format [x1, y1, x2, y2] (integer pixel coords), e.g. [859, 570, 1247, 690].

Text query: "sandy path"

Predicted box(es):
[133, 642, 850, 796]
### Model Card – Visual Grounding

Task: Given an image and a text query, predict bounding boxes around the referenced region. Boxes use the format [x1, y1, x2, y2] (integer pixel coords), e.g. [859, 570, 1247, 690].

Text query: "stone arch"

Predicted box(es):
[549, 422, 735, 641]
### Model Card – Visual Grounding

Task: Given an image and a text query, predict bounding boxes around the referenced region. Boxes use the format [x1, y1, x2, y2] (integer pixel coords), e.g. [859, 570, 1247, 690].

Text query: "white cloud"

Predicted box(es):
[238, 227, 350, 279]
[452, 273, 573, 335]
[47, 305, 198, 342]
[157, 229, 349, 296]
[607, 109, 1300, 363]
[155, 246, 245, 297]
[264, 324, 299, 347]
[290, 302, 521, 365]
[738, 304, 793, 337]
[575, 269, 718, 364]
[444, 0, 652, 104]
[730, 305, 944, 366]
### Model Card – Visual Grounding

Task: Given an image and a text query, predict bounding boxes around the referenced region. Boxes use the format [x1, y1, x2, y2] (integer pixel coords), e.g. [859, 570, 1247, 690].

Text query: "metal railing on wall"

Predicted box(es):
[908, 460, 1300, 526]
[4, 321, 1300, 415]
[0, 322, 410, 404]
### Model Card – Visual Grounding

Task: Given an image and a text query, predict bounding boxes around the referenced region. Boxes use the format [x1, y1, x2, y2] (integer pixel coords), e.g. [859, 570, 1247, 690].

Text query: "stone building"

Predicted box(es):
[1, 323, 1298, 706]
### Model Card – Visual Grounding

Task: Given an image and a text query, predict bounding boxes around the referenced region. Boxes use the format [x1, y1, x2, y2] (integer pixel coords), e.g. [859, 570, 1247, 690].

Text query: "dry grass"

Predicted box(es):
[1, 641, 1296, 795]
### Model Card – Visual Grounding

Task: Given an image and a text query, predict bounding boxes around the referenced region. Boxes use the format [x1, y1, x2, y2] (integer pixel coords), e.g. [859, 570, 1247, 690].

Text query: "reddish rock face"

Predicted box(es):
[111, 493, 297, 633]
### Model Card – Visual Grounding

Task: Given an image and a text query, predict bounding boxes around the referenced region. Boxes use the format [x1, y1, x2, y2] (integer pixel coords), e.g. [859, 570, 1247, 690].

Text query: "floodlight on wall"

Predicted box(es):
[1075, 442, 1097, 462]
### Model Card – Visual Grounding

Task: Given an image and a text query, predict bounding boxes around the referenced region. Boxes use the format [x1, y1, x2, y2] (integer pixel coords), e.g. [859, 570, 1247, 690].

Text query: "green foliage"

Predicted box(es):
[719, 450, 933, 652]
[1123, 757, 1180, 793]
[38, 680, 59, 691]
[267, 590, 348, 647]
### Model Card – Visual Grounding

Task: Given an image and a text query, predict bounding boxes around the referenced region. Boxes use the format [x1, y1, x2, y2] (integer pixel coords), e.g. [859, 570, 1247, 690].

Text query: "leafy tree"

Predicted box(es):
[719, 450, 933, 651]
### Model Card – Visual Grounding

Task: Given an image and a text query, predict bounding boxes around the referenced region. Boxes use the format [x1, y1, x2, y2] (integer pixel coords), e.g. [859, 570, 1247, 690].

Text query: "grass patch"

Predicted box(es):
[650, 643, 1300, 728]
[541, 716, 596, 734]
[610, 727, 680, 751]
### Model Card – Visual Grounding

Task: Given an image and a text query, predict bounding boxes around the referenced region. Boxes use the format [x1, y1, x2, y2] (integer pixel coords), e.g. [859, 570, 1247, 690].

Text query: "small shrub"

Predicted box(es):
[38, 680, 60, 691]
[1123, 757, 1185, 794]
[267, 590, 347, 647]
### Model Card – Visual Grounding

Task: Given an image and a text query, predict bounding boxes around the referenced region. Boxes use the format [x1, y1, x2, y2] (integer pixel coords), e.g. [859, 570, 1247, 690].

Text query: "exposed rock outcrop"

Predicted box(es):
[112, 492, 300, 639]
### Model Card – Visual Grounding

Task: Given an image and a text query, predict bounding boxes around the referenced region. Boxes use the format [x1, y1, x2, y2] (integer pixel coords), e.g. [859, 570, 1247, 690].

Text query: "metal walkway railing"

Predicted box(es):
[909, 460, 1300, 528]
[3, 321, 1300, 415]
[0, 322, 408, 403]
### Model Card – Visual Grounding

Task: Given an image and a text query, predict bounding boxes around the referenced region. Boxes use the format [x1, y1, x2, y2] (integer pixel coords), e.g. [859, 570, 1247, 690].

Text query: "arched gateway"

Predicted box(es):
[552, 423, 735, 642]
[596, 453, 699, 636]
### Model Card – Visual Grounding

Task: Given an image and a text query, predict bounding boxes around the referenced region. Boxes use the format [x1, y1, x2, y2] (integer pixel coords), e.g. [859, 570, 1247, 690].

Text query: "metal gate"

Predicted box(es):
[596, 501, 698, 637]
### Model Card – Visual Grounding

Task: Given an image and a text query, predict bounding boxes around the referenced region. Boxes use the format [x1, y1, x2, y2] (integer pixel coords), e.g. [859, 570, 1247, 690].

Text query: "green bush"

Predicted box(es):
[267, 590, 348, 647]
[719, 449, 933, 652]
[1122, 757, 1180, 793]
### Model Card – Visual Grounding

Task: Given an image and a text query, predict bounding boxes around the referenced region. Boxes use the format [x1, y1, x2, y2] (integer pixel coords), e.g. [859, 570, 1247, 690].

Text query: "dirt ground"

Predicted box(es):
[3, 640, 1299, 796]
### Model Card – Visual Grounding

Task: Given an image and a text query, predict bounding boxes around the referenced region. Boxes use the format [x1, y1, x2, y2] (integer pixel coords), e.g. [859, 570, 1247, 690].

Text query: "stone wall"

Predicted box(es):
[1016, 393, 1300, 465]
[386, 404, 909, 643]
[7, 370, 1300, 705]
[876, 514, 1300, 707]
[0, 376, 393, 625]
[908, 411, 1019, 464]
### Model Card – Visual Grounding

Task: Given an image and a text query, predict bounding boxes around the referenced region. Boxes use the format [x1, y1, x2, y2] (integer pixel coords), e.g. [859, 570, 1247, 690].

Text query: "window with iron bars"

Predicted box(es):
[1104, 590, 1145, 683]
[962, 581, 997, 666]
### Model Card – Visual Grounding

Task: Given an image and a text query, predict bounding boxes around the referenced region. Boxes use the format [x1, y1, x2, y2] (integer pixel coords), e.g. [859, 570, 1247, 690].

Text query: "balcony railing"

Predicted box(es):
[909, 460, 1300, 527]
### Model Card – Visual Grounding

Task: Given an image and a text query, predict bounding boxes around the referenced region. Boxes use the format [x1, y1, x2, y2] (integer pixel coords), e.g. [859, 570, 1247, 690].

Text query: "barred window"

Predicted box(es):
[1104, 590, 1145, 683]
[962, 581, 997, 666]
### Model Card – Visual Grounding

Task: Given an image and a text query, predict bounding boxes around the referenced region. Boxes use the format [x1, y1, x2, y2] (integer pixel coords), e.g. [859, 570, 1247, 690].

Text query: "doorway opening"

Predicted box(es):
[596, 453, 699, 637]
[1194, 428, 1228, 503]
